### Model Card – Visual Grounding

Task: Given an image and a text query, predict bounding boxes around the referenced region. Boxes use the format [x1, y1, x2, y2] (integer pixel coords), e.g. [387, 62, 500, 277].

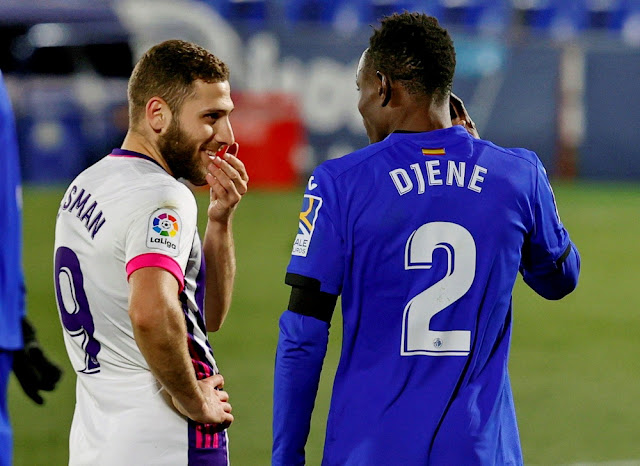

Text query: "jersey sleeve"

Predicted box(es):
[124, 183, 198, 293]
[520, 158, 580, 299]
[286, 166, 344, 295]
[272, 310, 329, 466]
[0, 72, 26, 350]
[273, 166, 343, 464]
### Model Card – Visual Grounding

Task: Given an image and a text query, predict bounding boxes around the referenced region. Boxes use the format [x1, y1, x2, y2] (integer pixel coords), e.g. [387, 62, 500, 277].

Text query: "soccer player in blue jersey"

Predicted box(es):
[273, 12, 580, 466]
[0, 72, 62, 466]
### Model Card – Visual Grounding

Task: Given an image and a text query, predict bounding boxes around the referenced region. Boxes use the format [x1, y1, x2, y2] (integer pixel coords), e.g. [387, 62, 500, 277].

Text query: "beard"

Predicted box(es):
[157, 118, 208, 186]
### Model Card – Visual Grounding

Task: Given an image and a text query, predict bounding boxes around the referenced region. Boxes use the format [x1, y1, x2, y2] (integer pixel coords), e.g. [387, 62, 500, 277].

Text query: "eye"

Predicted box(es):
[205, 113, 219, 121]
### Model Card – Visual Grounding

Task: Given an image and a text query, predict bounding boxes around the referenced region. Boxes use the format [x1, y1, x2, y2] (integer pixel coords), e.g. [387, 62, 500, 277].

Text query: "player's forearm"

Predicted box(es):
[130, 304, 207, 417]
[272, 310, 329, 465]
[202, 218, 236, 332]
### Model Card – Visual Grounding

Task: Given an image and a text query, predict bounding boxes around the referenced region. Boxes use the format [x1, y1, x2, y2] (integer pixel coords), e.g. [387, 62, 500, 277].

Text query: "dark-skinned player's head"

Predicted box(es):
[366, 12, 456, 103]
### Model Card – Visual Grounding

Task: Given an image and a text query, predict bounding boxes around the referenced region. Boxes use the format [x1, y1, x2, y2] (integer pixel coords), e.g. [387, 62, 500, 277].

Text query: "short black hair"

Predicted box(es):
[367, 12, 455, 102]
[128, 39, 229, 126]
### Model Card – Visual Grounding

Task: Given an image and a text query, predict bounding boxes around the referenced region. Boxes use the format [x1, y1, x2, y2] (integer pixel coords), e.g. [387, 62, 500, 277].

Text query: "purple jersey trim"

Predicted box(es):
[109, 148, 165, 170]
[126, 253, 185, 293]
[188, 422, 229, 465]
[194, 253, 206, 319]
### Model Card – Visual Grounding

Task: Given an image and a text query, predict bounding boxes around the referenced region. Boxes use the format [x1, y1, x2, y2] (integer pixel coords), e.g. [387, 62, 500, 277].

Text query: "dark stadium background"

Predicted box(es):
[2, 1, 639, 464]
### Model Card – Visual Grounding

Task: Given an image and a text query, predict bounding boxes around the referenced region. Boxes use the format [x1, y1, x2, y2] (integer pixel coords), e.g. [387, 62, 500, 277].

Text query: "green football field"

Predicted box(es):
[9, 182, 640, 465]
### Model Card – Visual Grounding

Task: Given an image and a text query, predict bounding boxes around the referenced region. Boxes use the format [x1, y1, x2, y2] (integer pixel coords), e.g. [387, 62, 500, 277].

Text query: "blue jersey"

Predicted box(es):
[273, 126, 579, 465]
[0, 72, 25, 351]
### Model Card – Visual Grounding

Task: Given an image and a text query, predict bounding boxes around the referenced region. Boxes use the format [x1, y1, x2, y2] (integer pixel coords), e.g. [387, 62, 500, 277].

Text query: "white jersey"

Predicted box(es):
[54, 149, 228, 465]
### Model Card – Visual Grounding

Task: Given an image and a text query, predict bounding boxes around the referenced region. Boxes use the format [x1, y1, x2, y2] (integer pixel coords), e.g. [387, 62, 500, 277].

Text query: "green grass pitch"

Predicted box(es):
[9, 182, 640, 465]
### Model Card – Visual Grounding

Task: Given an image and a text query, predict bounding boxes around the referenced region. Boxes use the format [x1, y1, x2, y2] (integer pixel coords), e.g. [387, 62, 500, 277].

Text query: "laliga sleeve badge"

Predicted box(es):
[146, 209, 181, 256]
[292, 194, 323, 257]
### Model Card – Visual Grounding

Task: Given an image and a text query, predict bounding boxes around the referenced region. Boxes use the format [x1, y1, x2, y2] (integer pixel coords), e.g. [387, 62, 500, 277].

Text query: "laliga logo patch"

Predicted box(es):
[292, 194, 322, 257]
[147, 209, 181, 256]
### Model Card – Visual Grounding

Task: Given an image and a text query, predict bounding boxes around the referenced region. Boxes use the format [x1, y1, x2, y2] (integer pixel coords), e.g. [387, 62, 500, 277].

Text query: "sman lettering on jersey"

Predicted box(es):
[59, 185, 107, 239]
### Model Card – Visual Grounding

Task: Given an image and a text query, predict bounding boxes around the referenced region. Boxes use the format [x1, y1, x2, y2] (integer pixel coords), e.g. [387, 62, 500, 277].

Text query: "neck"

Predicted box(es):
[391, 90, 451, 132]
[121, 128, 173, 175]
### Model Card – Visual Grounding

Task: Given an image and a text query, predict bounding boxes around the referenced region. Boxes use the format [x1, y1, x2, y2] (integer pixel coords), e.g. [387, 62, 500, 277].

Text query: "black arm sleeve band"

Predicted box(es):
[285, 273, 338, 323]
[555, 242, 573, 268]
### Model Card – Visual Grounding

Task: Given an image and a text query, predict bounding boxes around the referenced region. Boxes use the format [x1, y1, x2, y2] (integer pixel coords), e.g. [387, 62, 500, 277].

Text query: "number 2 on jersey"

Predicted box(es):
[54, 247, 101, 373]
[401, 222, 475, 356]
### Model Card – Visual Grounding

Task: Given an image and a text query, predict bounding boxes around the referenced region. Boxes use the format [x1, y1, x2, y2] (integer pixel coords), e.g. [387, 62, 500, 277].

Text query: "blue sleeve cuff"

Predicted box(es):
[272, 310, 330, 466]
[522, 241, 580, 300]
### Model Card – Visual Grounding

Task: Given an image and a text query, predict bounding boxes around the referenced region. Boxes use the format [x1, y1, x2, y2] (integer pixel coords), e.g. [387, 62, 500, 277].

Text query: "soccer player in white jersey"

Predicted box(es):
[53, 40, 248, 465]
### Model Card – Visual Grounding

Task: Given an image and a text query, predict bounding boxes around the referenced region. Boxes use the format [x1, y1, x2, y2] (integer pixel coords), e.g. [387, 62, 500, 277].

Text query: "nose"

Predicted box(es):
[214, 116, 235, 146]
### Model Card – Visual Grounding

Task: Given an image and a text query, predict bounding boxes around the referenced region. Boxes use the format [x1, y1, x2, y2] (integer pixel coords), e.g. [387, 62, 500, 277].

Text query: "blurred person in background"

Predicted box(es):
[53, 40, 247, 465]
[273, 12, 580, 465]
[0, 71, 62, 466]
[87, 101, 130, 169]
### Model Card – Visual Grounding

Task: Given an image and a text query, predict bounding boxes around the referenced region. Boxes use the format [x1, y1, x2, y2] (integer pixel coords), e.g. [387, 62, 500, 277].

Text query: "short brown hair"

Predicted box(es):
[128, 39, 229, 126]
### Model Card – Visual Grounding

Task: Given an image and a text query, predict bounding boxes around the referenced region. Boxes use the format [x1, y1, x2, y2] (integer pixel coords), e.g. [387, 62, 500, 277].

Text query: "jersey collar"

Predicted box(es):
[109, 149, 165, 170]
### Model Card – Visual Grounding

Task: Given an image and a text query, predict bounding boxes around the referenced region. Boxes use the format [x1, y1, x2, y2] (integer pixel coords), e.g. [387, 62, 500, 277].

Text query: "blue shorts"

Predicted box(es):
[0, 350, 13, 466]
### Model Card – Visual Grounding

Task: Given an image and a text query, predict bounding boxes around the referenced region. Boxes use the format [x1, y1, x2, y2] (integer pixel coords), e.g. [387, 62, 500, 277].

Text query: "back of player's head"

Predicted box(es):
[127, 39, 229, 126]
[367, 12, 455, 103]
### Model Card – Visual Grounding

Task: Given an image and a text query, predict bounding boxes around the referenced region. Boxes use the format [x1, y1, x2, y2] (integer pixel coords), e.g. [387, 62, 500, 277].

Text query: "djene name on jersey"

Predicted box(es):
[60, 185, 107, 239]
[389, 160, 488, 196]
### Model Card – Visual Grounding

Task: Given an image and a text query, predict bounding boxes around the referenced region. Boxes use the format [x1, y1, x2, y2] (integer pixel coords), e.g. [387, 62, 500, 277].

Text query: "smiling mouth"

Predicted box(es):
[203, 146, 227, 158]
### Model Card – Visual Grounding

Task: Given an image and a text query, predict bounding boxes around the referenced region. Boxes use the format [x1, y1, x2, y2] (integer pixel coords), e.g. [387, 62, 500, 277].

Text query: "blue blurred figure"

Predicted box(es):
[0, 71, 62, 466]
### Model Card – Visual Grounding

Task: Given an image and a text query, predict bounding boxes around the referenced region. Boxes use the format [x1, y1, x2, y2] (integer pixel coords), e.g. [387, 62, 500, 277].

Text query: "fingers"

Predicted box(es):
[450, 92, 472, 126]
[212, 148, 249, 184]
[207, 373, 225, 389]
[449, 92, 479, 139]
[25, 389, 44, 405]
[207, 148, 248, 192]
[201, 375, 234, 426]
[31, 348, 63, 390]
[206, 145, 249, 221]
[171, 374, 234, 426]
[12, 348, 60, 404]
[214, 412, 234, 432]
[215, 390, 230, 404]
[449, 92, 465, 119]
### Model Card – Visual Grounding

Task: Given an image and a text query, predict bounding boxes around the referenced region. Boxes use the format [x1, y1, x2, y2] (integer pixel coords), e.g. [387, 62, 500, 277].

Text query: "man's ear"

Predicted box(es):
[376, 71, 391, 107]
[146, 97, 171, 134]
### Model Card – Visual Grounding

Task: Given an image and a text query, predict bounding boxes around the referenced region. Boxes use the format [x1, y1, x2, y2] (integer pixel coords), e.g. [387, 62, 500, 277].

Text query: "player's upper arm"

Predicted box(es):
[520, 157, 580, 299]
[285, 273, 338, 324]
[128, 266, 181, 331]
[286, 165, 345, 297]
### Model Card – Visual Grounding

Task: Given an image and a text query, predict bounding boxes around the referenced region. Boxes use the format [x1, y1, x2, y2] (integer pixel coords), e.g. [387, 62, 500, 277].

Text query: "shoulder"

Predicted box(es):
[134, 177, 197, 218]
[112, 157, 196, 204]
[474, 138, 542, 168]
[89, 159, 198, 218]
[314, 141, 389, 181]
[144, 175, 196, 205]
